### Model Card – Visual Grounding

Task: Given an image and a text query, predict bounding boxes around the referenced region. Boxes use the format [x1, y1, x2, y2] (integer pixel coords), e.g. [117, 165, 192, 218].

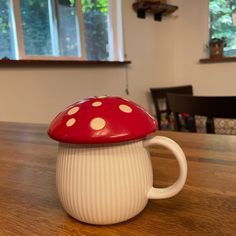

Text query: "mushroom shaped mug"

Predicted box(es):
[48, 96, 187, 225]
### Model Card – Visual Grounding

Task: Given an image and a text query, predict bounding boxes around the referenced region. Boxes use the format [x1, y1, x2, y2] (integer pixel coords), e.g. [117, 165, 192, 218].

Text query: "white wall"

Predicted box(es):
[0, 0, 175, 124]
[1, 0, 236, 124]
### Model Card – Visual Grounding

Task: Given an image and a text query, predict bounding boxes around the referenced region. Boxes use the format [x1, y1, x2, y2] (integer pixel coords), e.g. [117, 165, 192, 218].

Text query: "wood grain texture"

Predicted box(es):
[0, 122, 235, 235]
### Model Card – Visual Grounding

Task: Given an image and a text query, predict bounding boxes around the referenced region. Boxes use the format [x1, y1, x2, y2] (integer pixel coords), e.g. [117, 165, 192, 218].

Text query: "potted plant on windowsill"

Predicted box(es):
[209, 37, 226, 58]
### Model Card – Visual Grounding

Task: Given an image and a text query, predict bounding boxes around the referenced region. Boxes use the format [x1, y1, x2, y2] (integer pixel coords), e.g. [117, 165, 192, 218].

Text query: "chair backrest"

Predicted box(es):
[167, 93, 236, 133]
[150, 85, 193, 130]
[150, 85, 193, 114]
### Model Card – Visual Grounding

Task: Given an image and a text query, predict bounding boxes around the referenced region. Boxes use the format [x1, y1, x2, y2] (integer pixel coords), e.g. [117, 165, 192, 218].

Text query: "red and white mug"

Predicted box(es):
[48, 96, 187, 225]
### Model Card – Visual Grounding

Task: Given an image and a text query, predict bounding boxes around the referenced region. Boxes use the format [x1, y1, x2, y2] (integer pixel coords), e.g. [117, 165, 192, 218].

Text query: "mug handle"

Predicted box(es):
[143, 136, 187, 199]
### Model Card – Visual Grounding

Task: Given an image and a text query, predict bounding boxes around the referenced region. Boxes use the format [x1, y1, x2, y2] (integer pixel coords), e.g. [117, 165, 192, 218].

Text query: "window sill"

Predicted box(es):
[199, 56, 236, 64]
[0, 59, 131, 67]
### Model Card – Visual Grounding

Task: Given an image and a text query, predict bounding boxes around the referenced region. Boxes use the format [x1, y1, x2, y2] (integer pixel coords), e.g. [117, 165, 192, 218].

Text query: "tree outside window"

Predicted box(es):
[209, 0, 236, 56]
[0, 0, 15, 59]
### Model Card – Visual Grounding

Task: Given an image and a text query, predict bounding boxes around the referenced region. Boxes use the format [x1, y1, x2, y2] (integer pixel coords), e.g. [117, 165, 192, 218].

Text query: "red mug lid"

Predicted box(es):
[48, 96, 158, 144]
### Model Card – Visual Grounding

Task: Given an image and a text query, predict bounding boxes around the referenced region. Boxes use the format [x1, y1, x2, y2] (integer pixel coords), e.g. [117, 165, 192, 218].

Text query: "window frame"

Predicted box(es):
[3, 0, 124, 62]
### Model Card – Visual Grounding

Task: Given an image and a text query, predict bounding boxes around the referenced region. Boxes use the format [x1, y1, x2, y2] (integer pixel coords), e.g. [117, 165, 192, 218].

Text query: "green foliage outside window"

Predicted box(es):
[0, 0, 14, 59]
[81, 0, 109, 60]
[210, 0, 236, 56]
[81, 0, 108, 13]
[20, 0, 52, 56]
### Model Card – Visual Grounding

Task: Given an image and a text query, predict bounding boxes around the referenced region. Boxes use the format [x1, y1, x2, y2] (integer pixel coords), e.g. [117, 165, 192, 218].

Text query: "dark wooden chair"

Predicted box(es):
[167, 94, 236, 133]
[150, 85, 193, 130]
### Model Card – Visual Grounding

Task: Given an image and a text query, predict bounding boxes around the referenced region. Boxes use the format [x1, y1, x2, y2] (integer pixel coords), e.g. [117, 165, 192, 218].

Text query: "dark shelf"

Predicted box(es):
[132, 0, 178, 21]
[199, 57, 236, 64]
[0, 59, 131, 67]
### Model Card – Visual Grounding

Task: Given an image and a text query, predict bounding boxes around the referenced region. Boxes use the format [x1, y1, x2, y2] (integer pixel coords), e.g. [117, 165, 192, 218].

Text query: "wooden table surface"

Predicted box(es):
[0, 122, 235, 236]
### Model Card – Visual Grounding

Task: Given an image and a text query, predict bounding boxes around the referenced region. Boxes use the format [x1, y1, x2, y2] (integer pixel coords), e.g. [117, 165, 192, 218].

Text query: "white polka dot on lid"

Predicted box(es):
[90, 117, 106, 130]
[92, 101, 102, 107]
[66, 118, 76, 127]
[119, 104, 132, 113]
[67, 106, 79, 115]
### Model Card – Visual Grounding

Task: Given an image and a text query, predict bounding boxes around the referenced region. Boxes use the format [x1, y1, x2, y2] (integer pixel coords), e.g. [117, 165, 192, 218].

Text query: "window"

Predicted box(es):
[209, 0, 236, 57]
[0, 0, 16, 59]
[0, 0, 124, 61]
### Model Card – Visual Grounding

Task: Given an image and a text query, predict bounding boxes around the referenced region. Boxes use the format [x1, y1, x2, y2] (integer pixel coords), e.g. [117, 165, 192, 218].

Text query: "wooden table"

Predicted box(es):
[0, 122, 235, 235]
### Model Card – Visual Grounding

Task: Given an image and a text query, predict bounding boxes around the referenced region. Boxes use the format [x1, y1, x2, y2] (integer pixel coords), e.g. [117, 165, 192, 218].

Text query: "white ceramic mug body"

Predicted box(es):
[56, 136, 187, 225]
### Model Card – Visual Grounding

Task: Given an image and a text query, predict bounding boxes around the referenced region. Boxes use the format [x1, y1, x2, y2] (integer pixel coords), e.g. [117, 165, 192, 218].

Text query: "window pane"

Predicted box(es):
[209, 0, 236, 56]
[56, 0, 81, 56]
[0, 0, 15, 59]
[20, 0, 52, 56]
[82, 0, 109, 60]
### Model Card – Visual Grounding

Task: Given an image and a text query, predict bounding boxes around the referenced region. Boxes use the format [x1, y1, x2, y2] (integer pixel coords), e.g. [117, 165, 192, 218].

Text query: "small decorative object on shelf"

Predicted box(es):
[132, 0, 178, 21]
[48, 96, 187, 225]
[0, 57, 11, 61]
[209, 37, 226, 58]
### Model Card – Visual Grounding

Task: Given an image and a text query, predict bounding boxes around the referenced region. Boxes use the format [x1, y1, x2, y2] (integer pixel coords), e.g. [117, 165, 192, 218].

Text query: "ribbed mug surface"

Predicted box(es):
[56, 140, 153, 225]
